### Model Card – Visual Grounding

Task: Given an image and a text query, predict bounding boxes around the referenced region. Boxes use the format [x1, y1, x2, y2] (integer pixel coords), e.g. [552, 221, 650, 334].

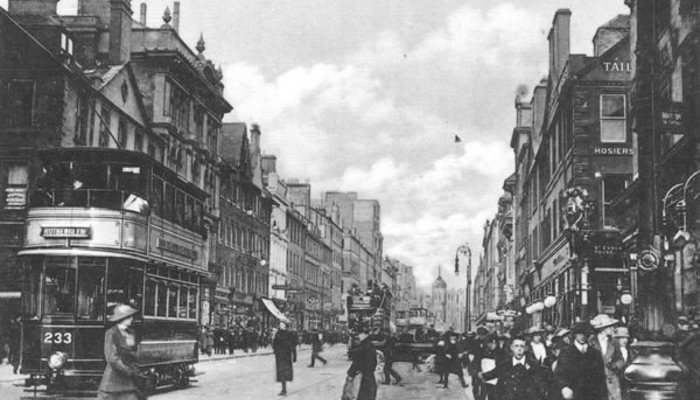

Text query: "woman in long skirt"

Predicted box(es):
[273, 321, 296, 396]
[97, 304, 145, 400]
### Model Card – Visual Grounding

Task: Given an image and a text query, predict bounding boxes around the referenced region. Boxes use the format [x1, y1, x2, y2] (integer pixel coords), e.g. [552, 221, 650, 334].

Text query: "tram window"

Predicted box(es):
[156, 281, 167, 317]
[168, 285, 178, 318]
[111, 165, 145, 196]
[174, 190, 185, 225]
[22, 262, 41, 319]
[185, 196, 194, 230]
[44, 265, 76, 315]
[77, 265, 105, 320]
[179, 286, 188, 318]
[188, 288, 198, 319]
[151, 177, 164, 217]
[80, 164, 108, 189]
[107, 262, 144, 314]
[145, 280, 156, 316]
[164, 184, 174, 221]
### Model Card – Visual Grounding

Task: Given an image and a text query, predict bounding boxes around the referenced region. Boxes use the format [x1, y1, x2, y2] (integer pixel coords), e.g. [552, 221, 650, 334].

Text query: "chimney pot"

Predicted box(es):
[139, 2, 146, 25]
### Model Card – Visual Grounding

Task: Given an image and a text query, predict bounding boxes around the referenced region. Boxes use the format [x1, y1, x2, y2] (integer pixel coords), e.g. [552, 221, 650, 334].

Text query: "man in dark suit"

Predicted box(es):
[480, 335, 545, 400]
[380, 330, 402, 385]
[477, 333, 507, 400]
[308, 330, 327, 367]
[348, 328, 378, 400]
[554, 321, 607, 400]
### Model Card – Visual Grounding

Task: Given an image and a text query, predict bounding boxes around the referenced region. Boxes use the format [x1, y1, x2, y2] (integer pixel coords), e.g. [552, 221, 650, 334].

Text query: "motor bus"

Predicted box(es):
[19, 148, 209, 398]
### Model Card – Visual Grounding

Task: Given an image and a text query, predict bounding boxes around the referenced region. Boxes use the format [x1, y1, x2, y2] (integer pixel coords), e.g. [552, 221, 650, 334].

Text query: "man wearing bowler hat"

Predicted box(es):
[98, 304, 146, 400]
[554, 321, 606, 400]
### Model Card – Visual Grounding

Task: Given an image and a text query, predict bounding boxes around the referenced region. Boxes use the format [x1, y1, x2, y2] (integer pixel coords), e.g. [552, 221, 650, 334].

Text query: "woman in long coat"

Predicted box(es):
[273, 321, 296, 396]
[98, 304, 145, 400]
[347, 329, 378, 400]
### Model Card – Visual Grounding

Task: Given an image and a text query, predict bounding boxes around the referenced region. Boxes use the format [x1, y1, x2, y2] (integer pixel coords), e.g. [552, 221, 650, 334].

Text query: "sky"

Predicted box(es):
[1, 0, 629, 289]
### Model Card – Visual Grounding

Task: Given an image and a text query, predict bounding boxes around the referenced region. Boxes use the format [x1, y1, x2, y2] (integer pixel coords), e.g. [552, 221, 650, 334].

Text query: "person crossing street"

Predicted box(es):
[308, 330, 327, 367]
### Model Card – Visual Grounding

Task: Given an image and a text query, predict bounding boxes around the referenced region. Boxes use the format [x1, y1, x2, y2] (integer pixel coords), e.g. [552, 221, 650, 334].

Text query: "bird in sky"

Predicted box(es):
[454, 134, 462, 143]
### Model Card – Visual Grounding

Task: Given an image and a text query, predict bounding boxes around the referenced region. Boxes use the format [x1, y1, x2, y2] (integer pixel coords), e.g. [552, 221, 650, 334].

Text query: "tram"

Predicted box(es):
[18, 148, 209, 398]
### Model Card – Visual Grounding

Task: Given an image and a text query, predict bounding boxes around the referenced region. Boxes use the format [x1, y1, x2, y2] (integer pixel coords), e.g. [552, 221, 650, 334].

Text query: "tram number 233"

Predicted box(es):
[43, 332, 73, 344]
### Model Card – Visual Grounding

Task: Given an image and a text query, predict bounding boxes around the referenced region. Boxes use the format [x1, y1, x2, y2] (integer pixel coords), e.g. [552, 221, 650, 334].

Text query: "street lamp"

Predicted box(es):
[455, 244, 472, 332]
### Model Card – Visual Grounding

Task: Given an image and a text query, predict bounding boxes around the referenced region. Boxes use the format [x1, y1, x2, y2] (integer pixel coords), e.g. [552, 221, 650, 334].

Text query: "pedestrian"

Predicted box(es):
[308, 330, 327, 367]
[480, 335, 545, 400]
[609, 326, 632, 400]
[590, 314, 622, 400]
[97, 304, 147, 400]
[544, 337, 567, 400]
[347, 328, 378, 400]
[8, 314, 21, 374]
[380, 330, 402, 386]
[555, 327, 572, 346]
[273, 321, 296, 396]
[477, 333, 506, 400]
[442, 333, 468, 389]
[527, 326, 550, 366]
[554, 321, 607, 400]
[434, 339, 448, 384]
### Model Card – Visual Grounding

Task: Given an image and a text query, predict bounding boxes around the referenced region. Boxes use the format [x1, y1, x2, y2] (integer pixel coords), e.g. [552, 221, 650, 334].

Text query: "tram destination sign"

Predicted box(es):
[41, 226, 91, 239]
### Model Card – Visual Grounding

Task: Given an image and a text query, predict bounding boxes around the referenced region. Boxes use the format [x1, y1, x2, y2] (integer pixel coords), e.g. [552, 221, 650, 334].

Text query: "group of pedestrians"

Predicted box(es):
[467, 313, 633, 400]
[0, 314, 21, 374]
[198, 325, 271, 356]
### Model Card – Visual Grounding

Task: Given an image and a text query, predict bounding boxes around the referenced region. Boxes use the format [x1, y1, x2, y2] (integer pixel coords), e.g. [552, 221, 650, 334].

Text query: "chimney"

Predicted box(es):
[9, 0, 60, 17]
[261, 155, 277, 174]
[172, 1, 180, 32]
[547, 9, 571, 82]
[139, 2, 146, 25]
[108, 0, 133, 64]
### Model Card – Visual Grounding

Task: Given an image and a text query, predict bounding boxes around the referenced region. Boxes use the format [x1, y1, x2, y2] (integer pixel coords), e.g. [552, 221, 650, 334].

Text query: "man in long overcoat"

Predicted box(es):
[589, 314, 622, 400]
[554, 321, 607, 400]
[273, 321, 296, 396]
[347, 328, 378, 400]
[480, 336, 545, 400]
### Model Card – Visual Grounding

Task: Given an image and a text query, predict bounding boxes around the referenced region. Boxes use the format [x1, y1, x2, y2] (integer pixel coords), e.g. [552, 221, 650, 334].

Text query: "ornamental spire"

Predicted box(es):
[161, 6, 172, 28]
[196, 33, 206, 54]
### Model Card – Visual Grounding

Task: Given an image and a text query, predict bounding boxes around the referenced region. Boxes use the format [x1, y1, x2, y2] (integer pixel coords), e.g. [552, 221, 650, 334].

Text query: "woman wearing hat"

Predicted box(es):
[589, 314, 622, 400]
[97, 304, 146, 400]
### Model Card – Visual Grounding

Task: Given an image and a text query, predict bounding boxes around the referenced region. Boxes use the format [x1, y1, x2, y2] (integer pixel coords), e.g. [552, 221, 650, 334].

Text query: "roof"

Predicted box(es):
[432, 275, 447, 289]
[84, 65, 126, 90]
[599, 14, 630, 30]
[220, 122, 247, 165]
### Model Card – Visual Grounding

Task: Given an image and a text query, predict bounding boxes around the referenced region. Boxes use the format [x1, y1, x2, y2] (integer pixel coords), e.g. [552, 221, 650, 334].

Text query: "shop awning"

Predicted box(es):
[0, 291, 21, 299]
[262, 298, 290, 324]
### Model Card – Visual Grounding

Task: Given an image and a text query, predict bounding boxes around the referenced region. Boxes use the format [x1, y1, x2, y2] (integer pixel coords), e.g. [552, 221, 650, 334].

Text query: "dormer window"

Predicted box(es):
[60, 32, 73, 56]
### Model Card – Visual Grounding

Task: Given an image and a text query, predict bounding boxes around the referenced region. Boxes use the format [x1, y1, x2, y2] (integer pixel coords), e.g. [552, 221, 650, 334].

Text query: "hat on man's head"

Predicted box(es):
[551, 339, 568, 351]
[109, 304, 138, 322]
[572, 321, 594, 336]
[526, 326, 544, 335]
[544, 324, 556, 333]
[613, 326, 630, 338]
[476, 326, 489, 335]
[590, 314, 619, 330]
[485, 333, 498, 343]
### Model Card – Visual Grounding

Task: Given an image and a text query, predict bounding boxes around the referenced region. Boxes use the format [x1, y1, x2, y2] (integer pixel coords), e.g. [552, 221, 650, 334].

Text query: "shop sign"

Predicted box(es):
[580, 230, 624, 263]
[41, 226, 91, 239]
[593, 147, 633, 156]
[286, 288, 304, 294]
[157, 238, 198, 259]
[661, 102, 684, 135]
[4, 187, 26, 210]
[601, 61, 631, 72]
[272, 284, 292, 290]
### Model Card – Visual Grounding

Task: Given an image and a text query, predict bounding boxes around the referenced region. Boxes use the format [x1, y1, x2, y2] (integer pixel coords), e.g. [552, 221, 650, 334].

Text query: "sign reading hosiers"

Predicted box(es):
[41, 226, 91, 239]
[156, 238, 198, 259]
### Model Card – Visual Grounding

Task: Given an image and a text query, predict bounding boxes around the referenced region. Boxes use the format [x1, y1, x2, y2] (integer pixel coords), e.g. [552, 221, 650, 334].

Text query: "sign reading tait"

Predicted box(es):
[41, 226, 91, 239]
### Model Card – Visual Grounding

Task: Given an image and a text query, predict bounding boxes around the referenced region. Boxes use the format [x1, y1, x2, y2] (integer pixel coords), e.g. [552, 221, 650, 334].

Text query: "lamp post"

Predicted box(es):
[455, 244, 472, 332]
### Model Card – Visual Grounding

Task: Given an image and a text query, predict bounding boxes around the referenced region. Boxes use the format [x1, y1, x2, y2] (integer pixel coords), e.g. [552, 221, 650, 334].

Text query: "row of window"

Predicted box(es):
[144, 278, 198, 320]
[305, 236, 331, 265]
[163, 79, 220, 156]
[219, 265, 268, 296]
[220, 180, 271, 221]
[151, 176, 205, 233]
[219, 218, 270, 257]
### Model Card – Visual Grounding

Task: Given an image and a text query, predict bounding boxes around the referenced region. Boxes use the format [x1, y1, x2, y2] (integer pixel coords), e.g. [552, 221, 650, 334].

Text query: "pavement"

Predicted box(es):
[1, 344, 475, 399]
